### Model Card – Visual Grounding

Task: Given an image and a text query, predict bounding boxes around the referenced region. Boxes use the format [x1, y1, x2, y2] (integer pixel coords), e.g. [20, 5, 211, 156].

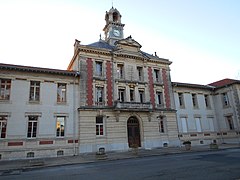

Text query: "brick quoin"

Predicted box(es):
[106, 61, 113, 106]
[148, 67, 155, 107]
[162, 69, 171, 109]
[86, 58, 93, 106]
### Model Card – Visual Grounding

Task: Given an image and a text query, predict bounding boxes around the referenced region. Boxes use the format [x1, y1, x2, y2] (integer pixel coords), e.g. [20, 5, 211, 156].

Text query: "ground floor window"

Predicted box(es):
[96, 116, 104, 136]
[226, 116, 234, 130]
[56, 117, 65, 137]
[0, 115, 7, 138]
[27, 116, 38, 138]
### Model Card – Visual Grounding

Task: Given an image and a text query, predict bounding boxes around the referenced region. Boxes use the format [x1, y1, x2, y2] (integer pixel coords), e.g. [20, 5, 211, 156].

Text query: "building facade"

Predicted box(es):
[0, 64, 79, 160]
[0, 7, 239, 160]
[68, 7, 179, 153]
[173, 79, 240, 145]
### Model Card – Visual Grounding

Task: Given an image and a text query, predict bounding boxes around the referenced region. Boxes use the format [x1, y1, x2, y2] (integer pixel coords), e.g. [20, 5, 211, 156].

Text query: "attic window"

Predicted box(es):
[113, 12, 118, 22]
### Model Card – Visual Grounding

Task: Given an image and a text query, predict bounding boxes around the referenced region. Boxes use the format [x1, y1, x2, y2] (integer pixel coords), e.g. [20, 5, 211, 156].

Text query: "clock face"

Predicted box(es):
[113, 29, 120, 37]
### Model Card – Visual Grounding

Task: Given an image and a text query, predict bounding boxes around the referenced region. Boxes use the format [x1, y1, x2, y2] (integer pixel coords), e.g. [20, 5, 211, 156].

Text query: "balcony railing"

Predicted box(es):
[114, 101, 152, 111]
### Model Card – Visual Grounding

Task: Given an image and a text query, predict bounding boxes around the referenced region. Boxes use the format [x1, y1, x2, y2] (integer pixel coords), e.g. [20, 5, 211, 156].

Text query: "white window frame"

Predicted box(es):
[27, 116, 38, 138]
[29, 81, 40, 102]
[96, 116, 105, 136]
[57, 83, 67, 102]
[0, 79, 11, 100]
[0, 115, 7, 138]
[56, 117, 65, 137]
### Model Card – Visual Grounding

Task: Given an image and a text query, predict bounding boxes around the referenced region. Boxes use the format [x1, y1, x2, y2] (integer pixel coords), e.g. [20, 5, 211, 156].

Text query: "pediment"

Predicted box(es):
[115, 36, 142, 51]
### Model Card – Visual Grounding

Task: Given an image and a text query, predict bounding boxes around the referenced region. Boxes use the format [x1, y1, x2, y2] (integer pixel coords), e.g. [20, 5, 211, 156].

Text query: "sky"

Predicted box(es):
[0, 0, 239, 84]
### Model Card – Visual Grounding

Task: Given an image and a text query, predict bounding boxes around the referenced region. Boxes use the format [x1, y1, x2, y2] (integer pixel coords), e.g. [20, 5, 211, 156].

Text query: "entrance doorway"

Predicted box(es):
[127, 116, 141, 148]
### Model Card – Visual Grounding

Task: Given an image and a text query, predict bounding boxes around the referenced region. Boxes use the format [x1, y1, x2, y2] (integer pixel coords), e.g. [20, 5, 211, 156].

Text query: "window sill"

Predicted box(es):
[28, 101, 41, 105]
[0, 100, 12, 104]
[56, 102, 68, 106]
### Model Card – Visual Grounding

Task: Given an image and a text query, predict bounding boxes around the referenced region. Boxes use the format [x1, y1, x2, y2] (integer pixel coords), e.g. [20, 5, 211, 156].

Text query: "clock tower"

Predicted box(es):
[103, 7, 125, 46]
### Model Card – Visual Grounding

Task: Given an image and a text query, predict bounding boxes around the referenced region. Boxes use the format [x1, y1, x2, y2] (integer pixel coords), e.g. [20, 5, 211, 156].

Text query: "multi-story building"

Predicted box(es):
[0, 7, 239, 160]
[0, 64, 79, 160]
[173, 79, 240, 145]
[67, 7, 179, 153]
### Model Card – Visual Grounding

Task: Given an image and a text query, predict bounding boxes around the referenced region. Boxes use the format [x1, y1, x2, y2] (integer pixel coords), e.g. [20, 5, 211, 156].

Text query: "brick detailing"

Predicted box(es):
[86, 58, 93, 106]
[8, 142, 23, 146]
[39, 140, 53, 145]
[148, 67, 155, 107]
[106, 61, 113, 106]
[68, 139, 79, 143]
[162, 69, 171, 109]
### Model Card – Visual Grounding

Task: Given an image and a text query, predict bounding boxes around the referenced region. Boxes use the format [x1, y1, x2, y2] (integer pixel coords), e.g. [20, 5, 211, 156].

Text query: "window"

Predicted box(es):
[137, 67, 143, 81]
[56, 117, 65, 137]
[29, 81, 40, 101]
[130, 89, 135, 101]
[57, 150, 64, 156]
[158, 117, 165, 133]
[95, 61, 103, 76]
[96, 87, 104, 105]
[118, 89, 125, 102]
[154, 69, 160, 82]
[57, 83, 67, 102]
[179, 117, 187, 133]
[0, 79, 11, 100]
[204, 95, 211, 108]
[139, 90, 145, 103]
[27, 152, 34, 158]
[117, 64, 124, 79]
[0, 116, 7, 138]
[195, 117, 202, 132]
[192, 94, 198, 108]
[178, 93, 185, 108]
[226, 116, 234, 130]
[201, 117, 214, 132]
[222, 93, 229, 107]
[96, 116, 104, 136]
[27, 116, 38, 138]
[156, 92, 163, 107]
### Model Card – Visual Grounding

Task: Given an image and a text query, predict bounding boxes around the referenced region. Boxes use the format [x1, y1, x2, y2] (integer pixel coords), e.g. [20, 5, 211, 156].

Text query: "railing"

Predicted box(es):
[114, 101, 152, 110]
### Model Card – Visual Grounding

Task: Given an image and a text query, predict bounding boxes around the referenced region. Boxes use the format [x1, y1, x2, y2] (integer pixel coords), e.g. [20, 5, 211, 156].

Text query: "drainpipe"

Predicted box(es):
[73, 71, 79, 155]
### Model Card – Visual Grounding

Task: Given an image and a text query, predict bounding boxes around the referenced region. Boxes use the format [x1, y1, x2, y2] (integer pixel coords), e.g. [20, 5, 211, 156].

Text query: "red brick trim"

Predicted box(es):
[148, 67, 155, 107]
[39, 140, 53, 145]
[162, 69, 171, 109]
[8, 142, 23, 146]
[106, 61, 113, 106]
[86, 58, 93, 106]
[68, 139, 79, 143]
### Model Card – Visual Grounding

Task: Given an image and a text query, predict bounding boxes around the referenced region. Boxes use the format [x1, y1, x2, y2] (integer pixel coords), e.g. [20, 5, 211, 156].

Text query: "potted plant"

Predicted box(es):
[183, 141, 191, 150]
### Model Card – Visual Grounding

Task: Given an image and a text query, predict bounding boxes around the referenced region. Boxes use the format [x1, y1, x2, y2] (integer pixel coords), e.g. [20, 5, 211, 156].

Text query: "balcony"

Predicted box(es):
[114, 101, 153, 111]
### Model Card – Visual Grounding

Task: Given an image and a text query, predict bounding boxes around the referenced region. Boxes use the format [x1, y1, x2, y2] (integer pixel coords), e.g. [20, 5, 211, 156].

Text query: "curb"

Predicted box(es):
[0, 146, 239, 175]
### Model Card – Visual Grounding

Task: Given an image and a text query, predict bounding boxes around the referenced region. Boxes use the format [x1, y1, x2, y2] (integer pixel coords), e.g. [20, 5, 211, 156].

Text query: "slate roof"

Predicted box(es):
[87, 40, 115, 50]
[0, 63, 79, 77]
[86, 39, 169, 61]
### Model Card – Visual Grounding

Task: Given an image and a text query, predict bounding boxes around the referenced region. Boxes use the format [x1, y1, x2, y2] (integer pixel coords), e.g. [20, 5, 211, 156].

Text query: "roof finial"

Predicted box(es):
[112, 0, 114, 8]
[99, 34, 102, 40]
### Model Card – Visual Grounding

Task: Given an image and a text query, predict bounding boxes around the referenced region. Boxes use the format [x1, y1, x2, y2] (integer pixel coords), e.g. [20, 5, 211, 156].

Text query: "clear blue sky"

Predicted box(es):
[0, 0, 239, 84]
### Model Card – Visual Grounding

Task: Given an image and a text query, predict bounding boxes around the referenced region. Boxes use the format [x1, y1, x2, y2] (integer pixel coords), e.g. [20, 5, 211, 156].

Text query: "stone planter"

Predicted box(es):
[183, 141, 191, 151]
[210, 143, 218, 149]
